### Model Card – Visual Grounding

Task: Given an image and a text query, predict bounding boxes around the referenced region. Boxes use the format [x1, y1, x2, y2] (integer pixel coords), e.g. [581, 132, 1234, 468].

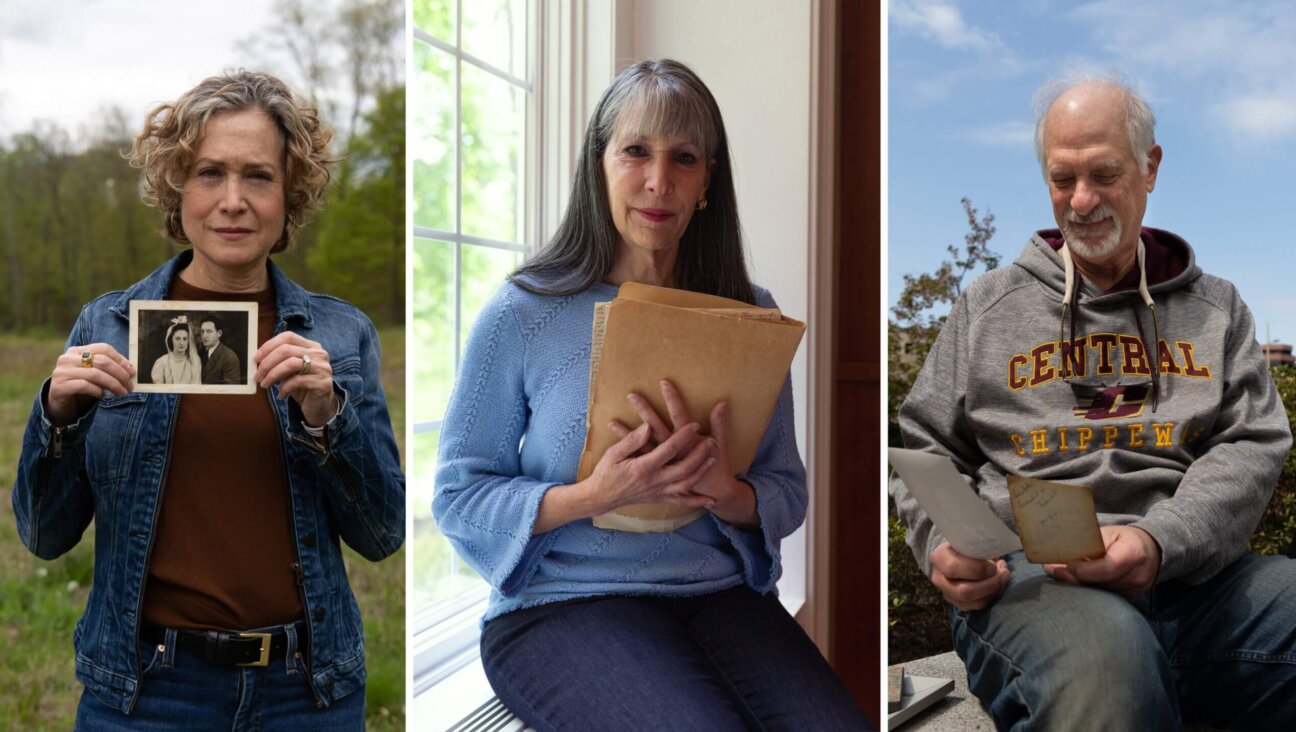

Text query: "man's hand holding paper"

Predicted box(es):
[1044, 525, 1162, 601]
[929, 543, 1010, 611]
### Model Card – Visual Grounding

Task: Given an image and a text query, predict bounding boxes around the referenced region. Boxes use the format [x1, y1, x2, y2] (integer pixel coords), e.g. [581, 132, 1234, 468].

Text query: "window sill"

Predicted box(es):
[411, 656, 496, 729]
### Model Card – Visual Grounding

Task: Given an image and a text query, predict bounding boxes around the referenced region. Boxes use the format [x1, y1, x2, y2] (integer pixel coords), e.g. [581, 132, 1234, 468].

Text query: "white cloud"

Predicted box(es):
[1073, 2, 1296, 76]
[969, 119, 1035, 147]
[1067, 1, 1296, 142]
[891, 0, 1003, 54]
[0, 0, 85, 43]
[0, 2, 281, 139]
[1216, 95, 1296, 141]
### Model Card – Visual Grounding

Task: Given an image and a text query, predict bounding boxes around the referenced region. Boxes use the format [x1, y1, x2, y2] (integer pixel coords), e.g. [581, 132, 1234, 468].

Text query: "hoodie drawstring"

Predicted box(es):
[1058, 240, 1161, 411]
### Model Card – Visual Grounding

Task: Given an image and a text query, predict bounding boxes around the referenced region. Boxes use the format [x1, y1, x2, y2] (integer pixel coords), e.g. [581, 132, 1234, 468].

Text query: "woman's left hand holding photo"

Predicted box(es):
[253, 331, 338, 427]
[45, 344, 136, 424]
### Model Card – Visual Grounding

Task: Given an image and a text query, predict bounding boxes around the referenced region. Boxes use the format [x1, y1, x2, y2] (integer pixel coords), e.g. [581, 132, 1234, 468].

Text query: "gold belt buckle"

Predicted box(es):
[237, 632, 272, 667]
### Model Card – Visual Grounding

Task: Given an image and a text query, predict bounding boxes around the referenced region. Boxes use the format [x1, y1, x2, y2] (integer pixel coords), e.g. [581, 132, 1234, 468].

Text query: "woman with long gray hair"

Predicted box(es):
[435, 59, 871, 730]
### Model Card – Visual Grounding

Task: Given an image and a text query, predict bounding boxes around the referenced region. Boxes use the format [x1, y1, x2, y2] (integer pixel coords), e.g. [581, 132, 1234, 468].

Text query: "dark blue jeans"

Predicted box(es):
[74, 624, 365, 731]
[953, 552, 1296, 731]
[481, 585, 873, 731]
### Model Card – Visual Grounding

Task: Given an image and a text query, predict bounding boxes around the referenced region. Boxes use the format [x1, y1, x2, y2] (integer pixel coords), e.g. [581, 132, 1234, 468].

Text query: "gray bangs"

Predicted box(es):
[598, 70, 718, 157]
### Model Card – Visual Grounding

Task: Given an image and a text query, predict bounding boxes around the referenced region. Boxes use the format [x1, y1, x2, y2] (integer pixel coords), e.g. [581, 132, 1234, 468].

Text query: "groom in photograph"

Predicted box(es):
[199, 315, 240, 385]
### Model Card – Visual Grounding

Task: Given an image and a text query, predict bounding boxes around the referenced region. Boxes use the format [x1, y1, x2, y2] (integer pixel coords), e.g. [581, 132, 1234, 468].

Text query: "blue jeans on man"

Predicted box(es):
[953, 551, 1296, 730]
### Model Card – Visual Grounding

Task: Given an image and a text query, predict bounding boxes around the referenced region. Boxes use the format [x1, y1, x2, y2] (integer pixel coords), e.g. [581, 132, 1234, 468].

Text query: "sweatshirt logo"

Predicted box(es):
[1072, 383, 1150, 420]
[1007, 333, 1211, 391]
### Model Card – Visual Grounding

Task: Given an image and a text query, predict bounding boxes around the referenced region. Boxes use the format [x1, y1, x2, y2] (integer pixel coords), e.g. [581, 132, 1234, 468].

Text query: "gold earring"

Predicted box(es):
[695, 198, 708, 211]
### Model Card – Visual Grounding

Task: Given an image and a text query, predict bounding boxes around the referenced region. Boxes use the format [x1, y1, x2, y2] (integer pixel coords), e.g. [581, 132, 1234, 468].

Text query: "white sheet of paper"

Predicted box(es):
[888, 448, 1022, 560]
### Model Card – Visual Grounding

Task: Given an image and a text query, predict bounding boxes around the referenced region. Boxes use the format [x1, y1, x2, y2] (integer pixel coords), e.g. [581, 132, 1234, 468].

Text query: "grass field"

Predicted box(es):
[0, 328, 406, 730]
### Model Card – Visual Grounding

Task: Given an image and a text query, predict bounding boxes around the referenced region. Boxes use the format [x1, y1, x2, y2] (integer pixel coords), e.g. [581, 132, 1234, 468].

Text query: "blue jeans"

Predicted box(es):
[952, 552, 1296, 730]
[74, 624, 365, 731]
[481, 585, 874, 731]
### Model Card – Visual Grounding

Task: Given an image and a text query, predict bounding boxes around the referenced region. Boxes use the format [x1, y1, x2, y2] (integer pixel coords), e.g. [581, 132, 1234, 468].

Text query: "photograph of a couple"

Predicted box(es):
[130, 301, 256, 393]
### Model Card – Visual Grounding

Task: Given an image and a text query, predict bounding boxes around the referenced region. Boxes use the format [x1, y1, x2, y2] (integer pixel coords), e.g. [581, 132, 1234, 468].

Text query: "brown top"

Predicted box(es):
[141, 274, 303, 630]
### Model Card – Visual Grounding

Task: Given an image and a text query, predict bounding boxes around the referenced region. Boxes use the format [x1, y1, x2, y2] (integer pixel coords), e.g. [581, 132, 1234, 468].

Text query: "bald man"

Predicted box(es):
[890, 73, 1296, 729]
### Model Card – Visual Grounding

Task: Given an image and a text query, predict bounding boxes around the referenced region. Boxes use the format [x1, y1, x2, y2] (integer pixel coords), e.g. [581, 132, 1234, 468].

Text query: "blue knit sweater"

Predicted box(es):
[433, 279, 807, 622]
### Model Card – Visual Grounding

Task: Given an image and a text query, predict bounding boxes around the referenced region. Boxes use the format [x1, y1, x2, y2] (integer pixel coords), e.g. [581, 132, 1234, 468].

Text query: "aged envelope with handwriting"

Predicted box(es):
[579, 282, 805, 532]
[1007, 475, 1106, 564]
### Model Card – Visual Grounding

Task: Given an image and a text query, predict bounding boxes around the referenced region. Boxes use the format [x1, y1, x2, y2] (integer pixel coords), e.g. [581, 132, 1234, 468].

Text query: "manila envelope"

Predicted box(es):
[1006, 475, 1106, 564]
[579, 282, 806, 532]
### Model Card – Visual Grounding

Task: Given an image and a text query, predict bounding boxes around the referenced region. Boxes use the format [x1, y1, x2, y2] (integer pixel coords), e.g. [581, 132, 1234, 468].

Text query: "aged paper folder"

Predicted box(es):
[579, 282, 806, 532]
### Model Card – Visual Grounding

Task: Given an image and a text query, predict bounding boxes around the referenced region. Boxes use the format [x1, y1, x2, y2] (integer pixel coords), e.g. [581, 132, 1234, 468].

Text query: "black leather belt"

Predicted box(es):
[142, 622, 308, 667]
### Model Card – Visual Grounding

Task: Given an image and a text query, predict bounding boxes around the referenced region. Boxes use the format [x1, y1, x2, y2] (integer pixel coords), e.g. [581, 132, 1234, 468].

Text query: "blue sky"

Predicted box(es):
[888, 0, 1296, 344]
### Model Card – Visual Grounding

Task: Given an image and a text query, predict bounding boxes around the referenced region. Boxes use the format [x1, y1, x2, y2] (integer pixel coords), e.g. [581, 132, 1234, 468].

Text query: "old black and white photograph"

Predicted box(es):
[129, 300, 257, 394]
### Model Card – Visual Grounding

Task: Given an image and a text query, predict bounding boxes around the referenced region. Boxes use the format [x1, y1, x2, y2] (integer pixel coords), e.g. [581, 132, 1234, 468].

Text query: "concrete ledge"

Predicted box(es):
[888, 652, 992, 730]
[889, 652, 1227, 731]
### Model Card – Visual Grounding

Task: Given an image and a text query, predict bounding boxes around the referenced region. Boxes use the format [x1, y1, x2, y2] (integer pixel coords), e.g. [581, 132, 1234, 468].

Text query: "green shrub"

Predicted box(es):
[1252, 365, 1296, 556]
[887, 503, 942, 624]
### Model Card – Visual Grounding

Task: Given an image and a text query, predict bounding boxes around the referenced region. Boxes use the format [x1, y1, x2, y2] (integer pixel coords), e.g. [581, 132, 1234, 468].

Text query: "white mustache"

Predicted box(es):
[1066, 205, 1116, 224]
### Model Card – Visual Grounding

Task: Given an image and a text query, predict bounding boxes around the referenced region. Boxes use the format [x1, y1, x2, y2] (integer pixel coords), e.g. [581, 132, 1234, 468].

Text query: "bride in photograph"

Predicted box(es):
[150, 317, 202, 385]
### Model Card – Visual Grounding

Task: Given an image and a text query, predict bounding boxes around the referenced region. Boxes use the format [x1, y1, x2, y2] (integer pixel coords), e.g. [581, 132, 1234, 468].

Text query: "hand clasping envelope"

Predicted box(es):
[578, 282, 806, 532]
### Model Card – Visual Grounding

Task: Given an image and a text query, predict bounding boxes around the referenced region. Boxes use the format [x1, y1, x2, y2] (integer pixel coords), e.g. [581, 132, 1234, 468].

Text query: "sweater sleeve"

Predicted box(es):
[1133, 290, 1292, 583]
[889, 294, 991, 577]
[286, 309, 406, 561]
[711, 371, 808, 593]
[433, 286, 560, 597]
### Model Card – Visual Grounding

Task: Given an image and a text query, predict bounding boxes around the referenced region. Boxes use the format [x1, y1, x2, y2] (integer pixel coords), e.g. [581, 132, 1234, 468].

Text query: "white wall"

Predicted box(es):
[617, 0, 817, 609]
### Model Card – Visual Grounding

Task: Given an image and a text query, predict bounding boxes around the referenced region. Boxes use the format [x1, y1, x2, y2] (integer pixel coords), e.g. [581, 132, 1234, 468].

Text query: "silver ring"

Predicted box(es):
[299, 353, 313, 376]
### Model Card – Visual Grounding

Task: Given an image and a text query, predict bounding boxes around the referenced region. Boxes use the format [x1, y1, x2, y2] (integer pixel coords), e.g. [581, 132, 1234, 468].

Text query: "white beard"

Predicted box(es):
[1062, 204, 1122, 259]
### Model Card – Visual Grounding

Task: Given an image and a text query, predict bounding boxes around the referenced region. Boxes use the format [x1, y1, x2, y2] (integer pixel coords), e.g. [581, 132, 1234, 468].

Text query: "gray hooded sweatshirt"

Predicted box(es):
[891, 228, 1292, 584]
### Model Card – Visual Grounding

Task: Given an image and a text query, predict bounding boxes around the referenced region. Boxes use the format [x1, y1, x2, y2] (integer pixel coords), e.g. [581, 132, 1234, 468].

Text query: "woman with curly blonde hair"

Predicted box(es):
[13, 69, 404, 729]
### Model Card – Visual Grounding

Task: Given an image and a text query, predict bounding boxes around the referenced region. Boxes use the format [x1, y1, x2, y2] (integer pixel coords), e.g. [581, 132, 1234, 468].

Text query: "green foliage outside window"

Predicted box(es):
[410, 0, 529, 611]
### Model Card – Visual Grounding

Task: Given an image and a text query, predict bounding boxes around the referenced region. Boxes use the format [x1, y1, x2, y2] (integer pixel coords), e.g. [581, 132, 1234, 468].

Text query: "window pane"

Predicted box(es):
[412, 429, 485, 608]
[460, 245, 521, 355]
[461, 63, 524, 243]
[412, 42, 455, 231]
[412, 238, 455, 420]
[412, 0, 454, 42]
[461, 0, 527, 79]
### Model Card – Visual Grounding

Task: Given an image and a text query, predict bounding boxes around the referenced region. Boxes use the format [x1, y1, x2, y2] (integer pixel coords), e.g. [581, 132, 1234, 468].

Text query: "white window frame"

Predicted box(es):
[410, 0, 543, 696]
[412, 1, 628, 706]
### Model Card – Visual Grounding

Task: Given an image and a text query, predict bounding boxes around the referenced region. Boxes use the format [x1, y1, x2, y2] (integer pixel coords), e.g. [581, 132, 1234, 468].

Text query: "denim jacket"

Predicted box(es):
[12, 251, 405, 713]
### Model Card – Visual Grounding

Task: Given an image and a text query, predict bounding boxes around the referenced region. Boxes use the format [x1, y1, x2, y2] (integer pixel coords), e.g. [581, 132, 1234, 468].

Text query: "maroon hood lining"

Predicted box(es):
[1039, 228, 1190, 295]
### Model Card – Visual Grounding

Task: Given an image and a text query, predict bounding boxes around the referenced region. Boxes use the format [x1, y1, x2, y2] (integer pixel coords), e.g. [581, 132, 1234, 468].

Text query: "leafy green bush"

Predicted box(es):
[1251, 365, 1296, 556]
[887, 505, 942, 625]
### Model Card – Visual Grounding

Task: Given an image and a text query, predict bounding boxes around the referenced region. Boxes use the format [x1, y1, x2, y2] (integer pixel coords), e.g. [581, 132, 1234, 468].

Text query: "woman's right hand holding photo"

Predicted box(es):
[45, 344, 135, 424]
